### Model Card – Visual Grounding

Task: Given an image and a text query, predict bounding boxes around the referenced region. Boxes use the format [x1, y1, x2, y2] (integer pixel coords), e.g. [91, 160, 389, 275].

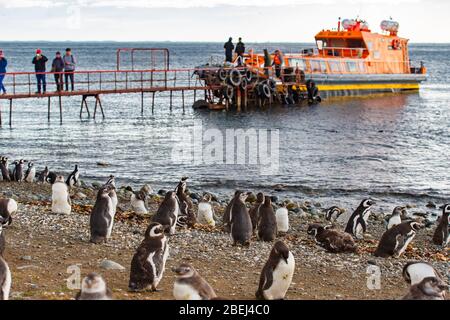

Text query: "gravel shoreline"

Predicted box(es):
[0, 181, 448, 300]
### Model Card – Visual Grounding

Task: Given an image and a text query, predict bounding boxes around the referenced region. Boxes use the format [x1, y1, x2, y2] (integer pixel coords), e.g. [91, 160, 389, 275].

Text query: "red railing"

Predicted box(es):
[116, 48, 170, 71]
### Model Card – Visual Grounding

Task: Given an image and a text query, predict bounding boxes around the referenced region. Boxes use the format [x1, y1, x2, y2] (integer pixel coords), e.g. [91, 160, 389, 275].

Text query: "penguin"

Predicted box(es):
[129, 222, 169, 292]
[307, 224, 357, 253]
[152, 191, 180, 235]
[130, 185, 152, 214]
[66, 164, 79, 187]
[104, 175, 118, 218]
[0, 217, 5, 256]
[384, 206, 406, 230]
[37, 166, 49, 183]
[249, 192, 264, 232]
[197, 193, 215, 227]
[344, 199, 375, 239]
[401, 277, 448, 300]
[172, 263, 217, 300]
[0, 255, 11, 300]
[24, 162, 36, 183]
[90, 184, 116, 244]
[374, 221, 424, 258]
[325, 206, 345, 223]
[51, 175, 71, 214]
[0, 198, 17, 227]
[432, 204, 450, 247]
[403, 261, 444, 286]
[175, 177, 196, 228]
[257, 196, 277, 242]
[255, 241, 295, 300]
[75, 273, 112, 300]
[13, 159, 24, 183]
[223, 190, 241, 233]
[230, 191, 253, 246]
[0, 157, 11, 182]
[275, 205, 289, 234]
[46, 171, 57, 184]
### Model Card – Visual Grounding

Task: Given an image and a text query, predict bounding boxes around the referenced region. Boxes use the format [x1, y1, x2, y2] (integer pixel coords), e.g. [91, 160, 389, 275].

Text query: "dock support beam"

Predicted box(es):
[93, 95, 105, 119]
[9, 99, 12, 127]
[169, 91, 173, 111]
[59, 96, 63, 124]
[48, 97, 51, 121]
[182, 90, 185, 113]
[0, 102, 2, 127]
[151, 92, 155, 114]
[141, 92, 144, 114]
[80, 95, 91, 118]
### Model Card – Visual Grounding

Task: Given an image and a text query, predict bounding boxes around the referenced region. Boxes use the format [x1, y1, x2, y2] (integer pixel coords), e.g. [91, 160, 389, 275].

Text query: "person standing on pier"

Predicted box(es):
[235, 38, 245, 66]
[32, 49, 48, 94]
[51, 52, 65, 92]
[63, 48, 76, 91]
[0, 50, 7, 95]
[272, 50, 283, 78]
[224, 37, 234, 63]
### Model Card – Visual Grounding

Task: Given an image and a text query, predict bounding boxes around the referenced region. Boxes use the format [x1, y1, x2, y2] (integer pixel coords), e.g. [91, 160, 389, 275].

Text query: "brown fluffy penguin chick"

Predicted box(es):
[307, 224, 357, 253]
[402, 277, 448, 300]
[257, 196, 277, 242]
[173, 263, 217, 300]
[75, 273, 112, 300]
[249, 192, 264, 233]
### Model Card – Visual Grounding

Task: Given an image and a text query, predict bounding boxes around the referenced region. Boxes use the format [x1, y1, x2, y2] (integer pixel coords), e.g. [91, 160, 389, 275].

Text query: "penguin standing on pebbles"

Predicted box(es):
[325, 206, 345, 223]
[223, 191, 240, 233]
[403, 261, 444, 285]
[46, 171, 57, 184]
[257, 196, 277, 242]
[24, 162, 36, 183]
[0, 217, 6, 256]
[130, 185, 152, 214]
[13, 159, 25, 183]
[384, 206, 406, 230]
[249, 192, 264, 232]
[307, 224, 357, 253]
[152, 191, 180, 235]
[401, 277, 448, 300]
[230, 191, 253, 246]
[75, 273, 112, 300]
[0, 157, 11, 182]
[197, 194, 215, 227]
[90, 184, 116, 244]
[0, 255, 11, 300]
[52, 176, 71, 214]
[374, 221, 424, 258]
[256, 241, 295, 300]
[175, 177, 196, 228]
[66, 164, 79, 187]
[173, 263, 217, 300]
[344, 199, 375, 239]
[104, 176, 118, 217]
[129, 222, 169, 292]
[37, 166, 49, 183]
[432, 204, 449, 247]
[0, 198, 17, 226]
[275, 205, 289, 234]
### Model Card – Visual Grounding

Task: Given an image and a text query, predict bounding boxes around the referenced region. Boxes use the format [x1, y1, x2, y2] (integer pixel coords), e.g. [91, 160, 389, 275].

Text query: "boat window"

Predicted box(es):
[358, 61, 366, 72]
[346, 61, 358, 73]
[320, 61, 328, 73]
[329, 61, 342, 72]
[310, 60, 322, 72]
[373, 51, 381, 59]
[289, 58, 306, 70]
[367, 41, 373, 50]
[317, 40, 324, 50]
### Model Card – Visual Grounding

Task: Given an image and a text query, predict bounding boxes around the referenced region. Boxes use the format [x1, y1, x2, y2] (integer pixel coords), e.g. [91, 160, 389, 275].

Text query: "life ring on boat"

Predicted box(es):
[240, 77, 248, 90]
[266, 79, 276, 92]
[228, 68, 242, 87]
[217, 68, 228, 81]
[392, 39, 400, 50]
[258, 83, 271, 99]
[223, 84, 234, 100]
[245, 70, 253, 82]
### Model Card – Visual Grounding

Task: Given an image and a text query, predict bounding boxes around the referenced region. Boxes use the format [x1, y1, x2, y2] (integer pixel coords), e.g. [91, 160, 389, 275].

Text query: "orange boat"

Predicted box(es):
[243, 18, 427, 97]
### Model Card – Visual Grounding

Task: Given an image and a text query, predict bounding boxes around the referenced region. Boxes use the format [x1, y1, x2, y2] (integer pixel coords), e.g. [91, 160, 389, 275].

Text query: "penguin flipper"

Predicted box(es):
[358, 217, 367, 233]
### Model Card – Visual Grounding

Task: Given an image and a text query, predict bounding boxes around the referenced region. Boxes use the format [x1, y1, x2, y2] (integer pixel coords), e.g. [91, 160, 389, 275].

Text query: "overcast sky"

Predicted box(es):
[0, 0, 448, 42]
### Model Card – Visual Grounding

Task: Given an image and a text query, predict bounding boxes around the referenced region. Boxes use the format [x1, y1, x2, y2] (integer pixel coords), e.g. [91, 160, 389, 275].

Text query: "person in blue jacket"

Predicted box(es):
[0, 50, 7, 94]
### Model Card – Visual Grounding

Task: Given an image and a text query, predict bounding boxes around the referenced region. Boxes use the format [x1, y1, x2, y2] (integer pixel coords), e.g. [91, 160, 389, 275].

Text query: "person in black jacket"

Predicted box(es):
[51, 52, 65, 92]
[32, 49, 48, 94]
[224, 37, 234, 63]
[235, 38, 245, 66]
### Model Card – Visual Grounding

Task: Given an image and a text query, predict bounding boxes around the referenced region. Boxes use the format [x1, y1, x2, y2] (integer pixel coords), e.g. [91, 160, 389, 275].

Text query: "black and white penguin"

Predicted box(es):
[197, 193, 216, 227]
[223, 191, 241, 233]
[46, 171, 57, 184]
[66, 164, 79, 187]
[249, 192, 264, 233]
[230, 191, 253, 246]
[104, 175, 118, 218]
[0, 217, 5, 256]
[432, 204, 449, 247]
[307, 224, 357, 253]
[401, 277, 448, 300]
[130, 184, 152, 214]
[0, 255, 11, 300]
[37, 166, 49, 183]
[384, 206, 406, 230]
[255, 241, 295, 300]
[275, 205, 289, 234]
[374, 221, 424, 258]
[344, 199, 375, 239]
[0, 157, 11, 182]
[152, 191, 180, 235]
[0, 198, 17, 227]
[75, 273, 112, 300]
[13, 159, 25, 183]
[175, 177, 196, 228]
[325, 206, 345, 223]
[403, 261, 444, 286]
[24, 162, 36, 183]
[257, 196, 277, 242]
[172, 263, 217, 300]
[52, 175, 71, 214]
[129, 222, 169, 292]
[90, 184, 116, 244]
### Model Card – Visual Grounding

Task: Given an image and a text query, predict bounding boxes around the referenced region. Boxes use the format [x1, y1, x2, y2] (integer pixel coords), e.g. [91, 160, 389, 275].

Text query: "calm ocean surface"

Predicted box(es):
[0, 42, 449, 211]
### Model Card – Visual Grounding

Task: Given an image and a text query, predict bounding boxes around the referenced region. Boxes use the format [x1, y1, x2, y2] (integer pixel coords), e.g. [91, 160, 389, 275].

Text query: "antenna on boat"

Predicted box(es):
[338, 17, 341, 31]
